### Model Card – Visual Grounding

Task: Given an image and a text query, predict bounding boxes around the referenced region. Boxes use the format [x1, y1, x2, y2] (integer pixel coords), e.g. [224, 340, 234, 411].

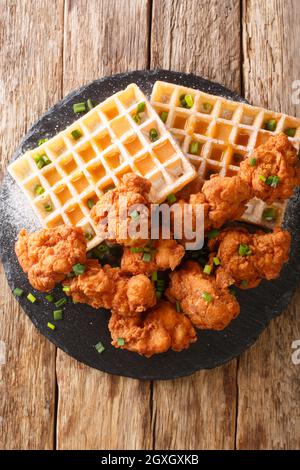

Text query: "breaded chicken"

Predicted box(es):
[109, 301, 197, 357]
[166, 261, 240, 330]
[209, 227, 291, 289]
[121, 239, 185, 275]
[91, 173, 151, 246]
[15, 225, 86, 291]
[239, 133, 300, 203]
[63, 259, 156, 315]
[176, 176, 204, 201]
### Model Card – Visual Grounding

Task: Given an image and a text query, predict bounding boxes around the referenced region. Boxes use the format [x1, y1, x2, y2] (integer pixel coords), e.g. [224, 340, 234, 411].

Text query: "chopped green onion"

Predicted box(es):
[249, 157, 257, 167]
[284, 127, 296, 137]
[47, 322, 56, 330]
[97, 244, 109, 252]
[72, 263, 86, 275]
[137, 102, 146, 113]
[38, 138, 48, 146]
[73, 102, 86, 113]
[55, 297, 67, 308]
[151, 271, 158, 281]
[133, 113, 141, 124]
[259, 175, 266, 183]
[27, 293, 36, 303]
[202, 292, 213, 303]
[34, 184, 45, 196]
[143, 246, 151, 253]
[142, 252, 152, 262]
[203, 264, 212, 275]
[87, 198, 95, 209]
[45, 294, 54, 302]
[156, 291, 162, 299]
[130, 246, 144, 253]
[104, 185, 115, 193]
[160, 111, 168, 123]
[240, 280, 249, 288]
[95, 341, 105, 353]
[266, 175, 280, 188]
[213, 257, 220, 266]
[189, 141, 200, 155]
[13, 287, 23, 297]
[130, 209, 140, 220]
[53, 310, 63, 320]
[202, 102, 213, 113]
[180, 94, 194, 109]
[264, 119, 276, 132]
[117, 338, 125, 346]
[87, 98, 94, 110]
[230, 288, 236, 297]
[207, 229, 219, 239]
[262, 207, 277, 222]
[44, 203, 53, 212]
[34, 154, 51, 169]
[167, 193, 177, 204]
[62, 286, 70, 292]
[149, 128, 159, 142]
[71, 129, 82, 140]
[85, 232, 94, 240]
[238, 243, 252, 256]
[176, 301, 181, 313]
[156, 279, 165, 286]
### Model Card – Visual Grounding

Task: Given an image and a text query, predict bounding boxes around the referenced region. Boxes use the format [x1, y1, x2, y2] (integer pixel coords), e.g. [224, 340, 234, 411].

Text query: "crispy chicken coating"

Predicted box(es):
[91, 173, 151, 246]
[209, 227, 291, 289]
[63, 259, 156, 315]
[239, 133, 300, 203]
[176, 176, 205, 201]
[109, 301, 197, 357]
[121, 239, 185, 275]
[166, 261, 240, 330]
[15, 225, 86, 291]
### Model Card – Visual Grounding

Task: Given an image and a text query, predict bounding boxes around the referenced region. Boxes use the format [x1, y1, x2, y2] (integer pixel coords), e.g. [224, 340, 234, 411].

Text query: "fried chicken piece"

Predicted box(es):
[166, 261, 240, 330]
[209, 227, 291, 289]
[91, 173, 151, 246]
[109, 301, 197, 357]
[121, 239, 185, 275]
[15, 225, 86, 291]
[63, 260, 156, 315]
[176, 176, 204, 201]
[239, 133, 300, 203]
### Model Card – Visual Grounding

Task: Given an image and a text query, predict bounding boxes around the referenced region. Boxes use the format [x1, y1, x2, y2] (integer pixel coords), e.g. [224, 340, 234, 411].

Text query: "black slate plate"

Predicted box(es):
[1, 69, 300, 380]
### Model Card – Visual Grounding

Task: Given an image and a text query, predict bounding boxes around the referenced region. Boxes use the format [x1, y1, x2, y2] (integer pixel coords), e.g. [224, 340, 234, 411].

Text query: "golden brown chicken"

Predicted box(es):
[109, 301, 197, 357]
[208, 227, 291, 289]
[15, 225, 87, 291]
[166, 261, 240, 330]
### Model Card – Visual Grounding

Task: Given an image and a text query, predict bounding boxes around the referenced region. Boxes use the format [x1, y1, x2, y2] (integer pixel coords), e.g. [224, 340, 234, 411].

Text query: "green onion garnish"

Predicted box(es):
[87, 198, 95, 209]
[130, 209, 139, 220]
[202, 102, 213, 113]
[266, 175, 280, 188]
[156, 291, 162, 299]
[180, 94, 194, 109]
[259, 175, 266, 183]
[160, 111, 168, 122]
[85, 232, 94, 240]
[264, 119, 276, 132]
[249, 157, 256, 167]
[156, 280, 165, 287]
[176, 301, 181, 313]
[44, 203, 53, 212]
[238, 243, 252, 256]
[149, 128, 159, 142]
[73, 102, 86, 113]
[189, 141, 200, 155]
[27, 293, 36, 303]
[203, 264, 212, 275]
[240, 280, 249, 288]
[71, 129, 82, 140]
[284, 127, 296, 137]
[62, 286, 70, 292]
[130, 247, 144, 253]
[87, 98, 94, 110]
[207, 229, 219, 239]
[45, 294, 54, 302]
[137, 102, 146, 113]
[142, 252, 152, 262]
[55, 297, 67, 308]
[47, 322, 56, 330]
[151, 271, 158, 281]
[133, 113, 141, 124]
[117, 338, 125, 346]
[38, 138, 48, 146]
[230, 288, 236, 297]
[95, 341, 105, 353]
[53, 310, 63, 320]
[104, 185, 115, 193]
[202, 292, 213, 303]
[13, 287, 23, 297]
[72, 263, 86, 275]
[167, 193, 177, 204]
[262, 207, 277, 222]
[34, 154, 51, 169]
[213, 257, 220, 266]
[34, 184, 45, 196]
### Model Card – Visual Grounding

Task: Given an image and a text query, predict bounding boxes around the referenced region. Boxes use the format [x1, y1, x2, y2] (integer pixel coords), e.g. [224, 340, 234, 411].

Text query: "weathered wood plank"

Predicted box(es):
[56, 0, 152, 450]
[237, 0, 300, 449]
[151, 0, 241, 450]
[0, 0, 64, 449]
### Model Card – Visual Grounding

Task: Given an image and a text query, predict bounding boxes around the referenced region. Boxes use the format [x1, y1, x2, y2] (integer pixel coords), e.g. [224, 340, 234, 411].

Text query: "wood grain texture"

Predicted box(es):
[56, 0, 153, 450]
[237, 0, 300, 449]
[150, 0, 241, 450]
[0, 0, 64, 449]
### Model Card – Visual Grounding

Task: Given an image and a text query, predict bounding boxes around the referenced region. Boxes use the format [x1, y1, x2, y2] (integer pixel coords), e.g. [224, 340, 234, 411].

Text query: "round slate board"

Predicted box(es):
[1, 69, 300, 381]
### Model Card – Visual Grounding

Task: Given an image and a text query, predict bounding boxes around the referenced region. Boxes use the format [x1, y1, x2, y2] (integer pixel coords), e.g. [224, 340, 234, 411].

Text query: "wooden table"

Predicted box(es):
[0, 0, 300, 450]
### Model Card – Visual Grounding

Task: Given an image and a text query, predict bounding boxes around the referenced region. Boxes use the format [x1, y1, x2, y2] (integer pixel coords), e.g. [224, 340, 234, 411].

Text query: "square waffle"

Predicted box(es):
[151, 81, 300, 228]
[8, 84, 196, 249]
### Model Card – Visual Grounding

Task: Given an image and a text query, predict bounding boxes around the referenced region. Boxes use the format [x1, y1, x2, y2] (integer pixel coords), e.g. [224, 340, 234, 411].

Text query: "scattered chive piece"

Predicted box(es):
[104, 185, 115, 193]
[151, 271, 158, 281]
[47, 322, 56, 330]
[143, 246, 151, 253]
[238, 243, 252, 256]
[262, 207, 277, 222]
[207, 229, 219, 239]
[55, 297, 67, 308]
[117, 338, 125, 346]
[133, 113, 141, 124]
[156, 291, 162, 299]
[202, 102, 213, 113]
[180, 94, 194, 108]
[202, 292, 213, 303]
[160, 111, 168, 122]
[266, 175, 280, 188]
[97, 244, 109, 252]
[167, 193, 177, 204]
[259, 175, 266, 183]
[240, 280, 249, 288]
[149, 128, 159, 142]
[71, 129, 82, 140]
[87, 198, 95, 209]
[85, 232, 94, 240]
[142, 252, 152, 262]
[284, 127, 296, 137]
[13, 287, 23, 297]
[249, 157, 257, 167]
[87, 98, 94, 110]
[95, 341, 105, 353]
[156, 280, 165, 286]
[230, 288, 236, 297]
[62, 286, 70, 292]
[44, 203, 53, 212]
[213, 257, 220, 266]
[27, 293, 36, 303]
[34, 154, 51, 169]
[137, 102, 146, 113]
[72, 263, 86, 275]
[176, 301, 181, 313]
[189, 141, 200, 155]
[130, 247, 144, 253]
[73, 102, 86, 113]
[203, 264, 212, 275]
[264, 119, 276, 132]
[53, 310, 63, 321]
[38, 138, 48, 146]
[130, 209, 140, 220]
[45, 294, 54, 302]
[34, 184, 45, 196]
